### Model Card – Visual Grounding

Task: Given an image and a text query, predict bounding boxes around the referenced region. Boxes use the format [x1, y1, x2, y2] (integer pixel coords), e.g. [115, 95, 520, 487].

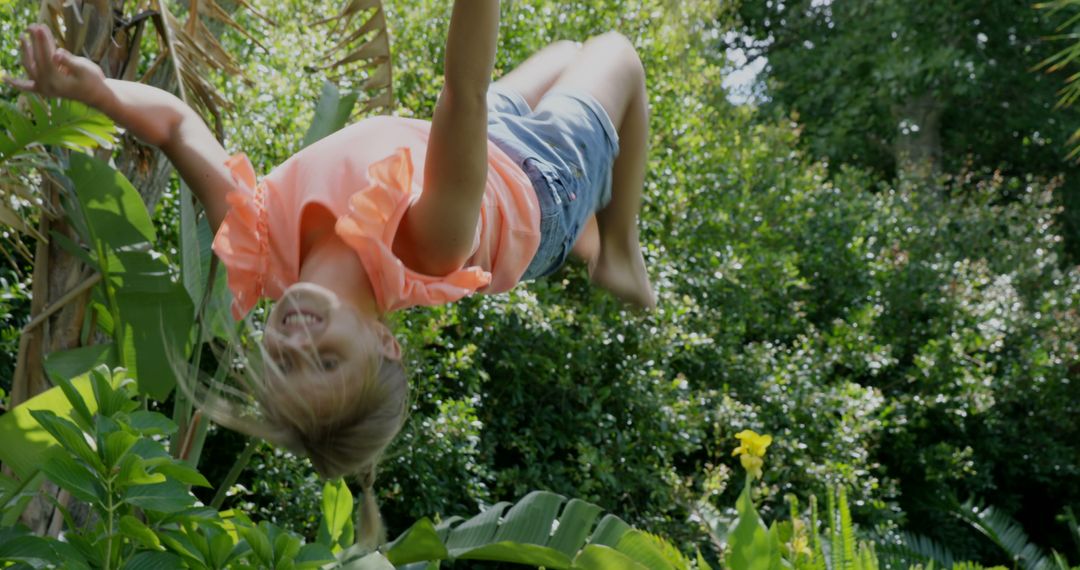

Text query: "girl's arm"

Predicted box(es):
[399, 0, 500, 275]
[7, 25, 233, 232]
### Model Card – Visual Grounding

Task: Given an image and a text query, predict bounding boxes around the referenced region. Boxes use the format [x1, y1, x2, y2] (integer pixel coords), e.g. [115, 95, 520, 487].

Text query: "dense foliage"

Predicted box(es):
[1, 0, 1079, 567]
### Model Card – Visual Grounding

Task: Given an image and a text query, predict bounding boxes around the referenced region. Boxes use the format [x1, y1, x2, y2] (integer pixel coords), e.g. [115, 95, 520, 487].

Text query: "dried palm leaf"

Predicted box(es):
[315, 0, 394, 116]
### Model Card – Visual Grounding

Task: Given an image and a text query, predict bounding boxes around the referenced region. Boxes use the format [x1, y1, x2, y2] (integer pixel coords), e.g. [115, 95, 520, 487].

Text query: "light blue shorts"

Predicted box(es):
[486, 84, 621, 279]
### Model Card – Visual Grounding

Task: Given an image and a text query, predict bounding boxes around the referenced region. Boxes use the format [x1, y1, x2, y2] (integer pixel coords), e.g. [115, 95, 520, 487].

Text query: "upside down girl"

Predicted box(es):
[9, 0, 655, 545]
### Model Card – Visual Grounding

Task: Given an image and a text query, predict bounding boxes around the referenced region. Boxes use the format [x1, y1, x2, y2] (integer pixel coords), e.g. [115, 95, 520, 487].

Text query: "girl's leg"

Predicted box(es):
[493, 40, 580, 109]
[544, 32, 655, 308]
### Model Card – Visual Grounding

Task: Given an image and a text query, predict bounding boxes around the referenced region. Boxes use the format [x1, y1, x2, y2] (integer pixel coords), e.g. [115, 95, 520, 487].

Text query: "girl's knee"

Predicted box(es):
[587, 32, 644, 83]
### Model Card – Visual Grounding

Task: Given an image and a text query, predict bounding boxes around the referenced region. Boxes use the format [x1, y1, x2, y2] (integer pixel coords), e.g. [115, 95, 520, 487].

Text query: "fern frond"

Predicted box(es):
[878, 531, 958, 570]
[953, 500, 1053, 570]
[839, 487, 857, 570]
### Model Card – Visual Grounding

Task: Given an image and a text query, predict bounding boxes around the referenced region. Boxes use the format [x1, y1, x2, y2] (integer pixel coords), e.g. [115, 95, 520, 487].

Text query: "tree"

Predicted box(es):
[730, 0, 1080, 180]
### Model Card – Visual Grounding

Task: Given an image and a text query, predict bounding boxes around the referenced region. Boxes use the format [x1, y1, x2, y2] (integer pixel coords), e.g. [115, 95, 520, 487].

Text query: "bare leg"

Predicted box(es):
[494, 40, 580, 109]
[544, 32, 655, 309]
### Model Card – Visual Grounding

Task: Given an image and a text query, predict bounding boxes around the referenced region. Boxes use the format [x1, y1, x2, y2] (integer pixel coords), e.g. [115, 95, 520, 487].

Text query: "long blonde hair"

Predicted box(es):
[179, 319, 408, 548]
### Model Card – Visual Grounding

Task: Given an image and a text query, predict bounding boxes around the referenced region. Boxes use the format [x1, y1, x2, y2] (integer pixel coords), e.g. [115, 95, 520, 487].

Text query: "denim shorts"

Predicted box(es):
[486, 84, 621, 279]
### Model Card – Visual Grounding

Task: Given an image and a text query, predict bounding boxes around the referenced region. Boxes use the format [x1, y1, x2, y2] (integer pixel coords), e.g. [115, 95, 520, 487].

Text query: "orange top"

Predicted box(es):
[212, 116, 541, 319]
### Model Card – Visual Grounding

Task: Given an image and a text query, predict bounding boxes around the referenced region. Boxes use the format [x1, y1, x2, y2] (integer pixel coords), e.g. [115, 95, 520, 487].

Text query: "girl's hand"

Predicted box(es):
[4, 24, 107, 105]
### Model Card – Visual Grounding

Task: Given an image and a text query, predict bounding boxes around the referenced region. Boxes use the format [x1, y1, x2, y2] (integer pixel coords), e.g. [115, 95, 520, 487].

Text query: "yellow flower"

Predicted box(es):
[732, 430, 772, 479]
[739, 454, 764, 480]
[789, 535, 812, 557]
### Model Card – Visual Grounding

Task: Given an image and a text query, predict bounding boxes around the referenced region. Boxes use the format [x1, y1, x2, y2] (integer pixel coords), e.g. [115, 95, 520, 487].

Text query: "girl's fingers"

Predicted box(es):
[31, 26, 56, 80]
[21, 34, 37, 80]
[3, 76, 36, 92]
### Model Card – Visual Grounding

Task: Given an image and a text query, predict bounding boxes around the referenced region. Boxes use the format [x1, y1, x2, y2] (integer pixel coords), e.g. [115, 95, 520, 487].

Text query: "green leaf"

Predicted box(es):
[295, 543, 335, 569]
[491, 490, 565, 545]
[614, 531, 678, 570]
[572, 544, 650, 570]
[68, 152, 155, 247]
[241, 523, 274, 565]
[726, 479, 779, 570]
[117, 454, 167, 487]
[320, 478, 354, 551]
[44, 367, 97, 432]
[126, 411, 179, 436]
[301, 81, 360, 149]
[124, 480, 198, 513]
[180, 182, 207, 309]
[386, 518, 449, 565]
[120, 515, 163, 551]
[104, 430, 140, 469]
[0, 96, 115, 163]
[49, 346, 117, 394]
[338, 552, 396, 570]
[456, 542, 571, 567]
[40, 453, 105, 505]
[121, 551, 185, 570]
[29, 409, 104, 473]
[147, 459, 212, 488]
[445, 501, 512, 556]
[549, 499, 604, 558]
[588, 515, 632, 548]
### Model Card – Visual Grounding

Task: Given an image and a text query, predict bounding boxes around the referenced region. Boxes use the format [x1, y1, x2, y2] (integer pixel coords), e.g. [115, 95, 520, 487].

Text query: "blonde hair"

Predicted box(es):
[179, 318, 408, 549]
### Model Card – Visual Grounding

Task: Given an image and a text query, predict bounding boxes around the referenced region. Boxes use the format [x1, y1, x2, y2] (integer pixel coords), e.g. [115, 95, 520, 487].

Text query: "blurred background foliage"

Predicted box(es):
[2, 0, 1079, 566]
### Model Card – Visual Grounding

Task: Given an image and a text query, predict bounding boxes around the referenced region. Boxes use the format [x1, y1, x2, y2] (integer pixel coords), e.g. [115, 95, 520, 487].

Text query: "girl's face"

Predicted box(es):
[262, 283, 399, 389]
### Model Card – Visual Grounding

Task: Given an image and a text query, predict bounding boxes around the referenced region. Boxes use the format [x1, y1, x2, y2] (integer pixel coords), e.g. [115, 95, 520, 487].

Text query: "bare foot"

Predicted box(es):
[590, 234, 656, 310]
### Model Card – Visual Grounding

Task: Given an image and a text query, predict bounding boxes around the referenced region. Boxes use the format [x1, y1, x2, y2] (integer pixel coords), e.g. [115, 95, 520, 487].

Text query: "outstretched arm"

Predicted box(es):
[399, 0, 500, 275]
[6, 25, 233, 232]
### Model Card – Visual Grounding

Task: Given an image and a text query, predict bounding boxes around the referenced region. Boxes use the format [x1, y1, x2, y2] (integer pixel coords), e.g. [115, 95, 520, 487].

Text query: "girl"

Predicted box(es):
[9, 0, 654, 544]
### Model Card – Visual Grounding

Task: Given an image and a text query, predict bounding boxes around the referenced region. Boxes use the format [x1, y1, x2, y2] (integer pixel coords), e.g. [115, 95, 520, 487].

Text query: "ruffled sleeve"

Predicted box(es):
[335, 147, 492, 313]
[211, 153, 269, 319]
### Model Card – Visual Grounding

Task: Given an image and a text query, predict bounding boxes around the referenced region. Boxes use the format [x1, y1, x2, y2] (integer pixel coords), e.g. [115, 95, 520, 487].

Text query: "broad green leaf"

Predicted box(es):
[445, 501, 511, 555]
[549, 499, 604, 558]
[124, 480, 198, 513]
[209, 529, 239, 569]
[89, 367, 135, 418]
[726, 481, 778, 570]
[588, 515, 632, 548]
[40, 453, 105, 505]
[456, 542, 571, 568]
[386, 518, 449, 565]
[572, 544, 649, 570]
[614, 531, 678, 570]
[68, 152, 155, 247]
[120, 515, 163, 551]
[697, 549, 714, 570]
[491, 490, 565, 545]
[302, 81, 360, 148]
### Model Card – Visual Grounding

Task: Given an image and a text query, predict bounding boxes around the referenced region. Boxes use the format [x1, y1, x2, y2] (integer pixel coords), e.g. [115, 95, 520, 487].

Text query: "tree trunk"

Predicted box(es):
[892, 92, 943, 179]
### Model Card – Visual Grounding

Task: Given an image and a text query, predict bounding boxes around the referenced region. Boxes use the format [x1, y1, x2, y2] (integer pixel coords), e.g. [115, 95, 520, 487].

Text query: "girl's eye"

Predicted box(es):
[320, 358, 339, 372]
